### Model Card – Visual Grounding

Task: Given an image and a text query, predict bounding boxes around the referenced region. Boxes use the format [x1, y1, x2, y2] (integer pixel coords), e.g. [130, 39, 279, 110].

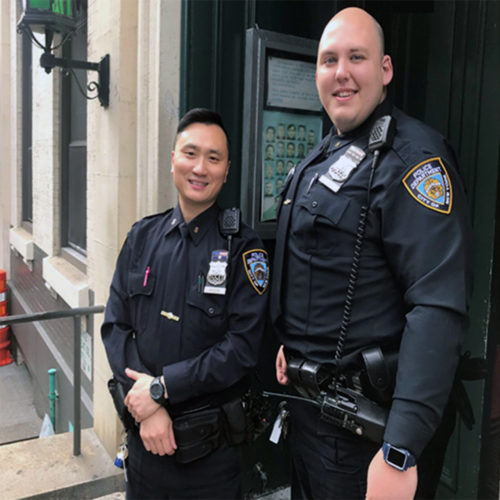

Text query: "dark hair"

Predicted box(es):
[175, 108, 230, 158]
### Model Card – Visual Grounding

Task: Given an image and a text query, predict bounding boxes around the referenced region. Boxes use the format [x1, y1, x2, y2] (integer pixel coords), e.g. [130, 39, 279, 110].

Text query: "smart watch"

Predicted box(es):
[149, 376, 167, 406]
[382, 442, 417, 471]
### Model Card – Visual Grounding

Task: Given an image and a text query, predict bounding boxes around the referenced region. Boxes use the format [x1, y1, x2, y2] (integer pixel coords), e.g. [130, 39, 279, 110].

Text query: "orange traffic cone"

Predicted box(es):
[0, 270, 12, 366]
[0, 326, 12, 366]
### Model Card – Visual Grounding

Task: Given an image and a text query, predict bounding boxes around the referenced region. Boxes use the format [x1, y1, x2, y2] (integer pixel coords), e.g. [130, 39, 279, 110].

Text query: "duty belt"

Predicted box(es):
[284, 345, 397, 405]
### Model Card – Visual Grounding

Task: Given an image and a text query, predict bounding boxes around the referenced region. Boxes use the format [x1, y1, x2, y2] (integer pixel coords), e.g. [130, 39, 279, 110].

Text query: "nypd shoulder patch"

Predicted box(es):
[402, 157, 453, 214]
[242, 249, 269, 295]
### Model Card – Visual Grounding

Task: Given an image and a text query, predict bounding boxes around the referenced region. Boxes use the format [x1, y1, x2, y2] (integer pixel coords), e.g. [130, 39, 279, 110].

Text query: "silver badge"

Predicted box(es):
[204, 250, 229, 295]
[319, 145, 366, 193]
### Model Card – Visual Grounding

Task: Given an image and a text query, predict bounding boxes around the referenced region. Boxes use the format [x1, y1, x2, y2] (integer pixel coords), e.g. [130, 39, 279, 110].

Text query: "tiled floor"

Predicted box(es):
[0, 361, 42, 445]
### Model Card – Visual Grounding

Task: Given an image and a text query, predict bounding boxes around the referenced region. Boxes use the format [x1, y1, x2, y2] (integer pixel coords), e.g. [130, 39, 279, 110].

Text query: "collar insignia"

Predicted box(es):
[402, 157, 452, 214]
[243, 249, 269, 295]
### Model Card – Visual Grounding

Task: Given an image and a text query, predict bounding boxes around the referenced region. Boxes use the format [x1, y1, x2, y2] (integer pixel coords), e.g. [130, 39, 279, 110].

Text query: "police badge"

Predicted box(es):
[204, 250, 229, 295]
[243, 249, 270, 295]
[319, 145, 366, 193]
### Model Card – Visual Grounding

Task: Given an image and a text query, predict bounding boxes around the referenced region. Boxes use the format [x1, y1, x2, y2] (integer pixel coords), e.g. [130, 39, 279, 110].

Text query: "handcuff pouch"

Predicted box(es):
[221, 397, 247, 446]
[359, 347, 398, 404]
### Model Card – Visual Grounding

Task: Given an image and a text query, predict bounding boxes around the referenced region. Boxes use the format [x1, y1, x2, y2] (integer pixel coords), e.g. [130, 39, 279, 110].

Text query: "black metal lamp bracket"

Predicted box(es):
[40, 51, 110, 107]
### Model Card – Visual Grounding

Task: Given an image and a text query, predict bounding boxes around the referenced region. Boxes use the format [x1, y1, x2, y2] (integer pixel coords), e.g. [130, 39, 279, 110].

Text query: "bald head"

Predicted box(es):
[320, 7, 385, 58]
[315, 7, 393, 133]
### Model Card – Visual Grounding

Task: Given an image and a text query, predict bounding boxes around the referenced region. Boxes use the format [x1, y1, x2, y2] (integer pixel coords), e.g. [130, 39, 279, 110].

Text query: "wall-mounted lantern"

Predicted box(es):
[17, 0, 110, 108]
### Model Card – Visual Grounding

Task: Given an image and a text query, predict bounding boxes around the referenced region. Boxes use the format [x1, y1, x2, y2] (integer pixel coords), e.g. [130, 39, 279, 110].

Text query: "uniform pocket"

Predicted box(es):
[297, 186, 351, 226]
[294, 185, 353, 255]
[186, 294, 224, 319]
[317, 422, 377, 474]
[183, 293, 227, 354]
[127, 271, 156, 331]
[128, 271, 155, 297]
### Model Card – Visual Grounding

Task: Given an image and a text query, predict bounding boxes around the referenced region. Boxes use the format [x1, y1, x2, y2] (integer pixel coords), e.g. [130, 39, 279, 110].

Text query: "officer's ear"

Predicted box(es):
[381, 55, 393, 87]
[170, 150, 175, 174]
[224, 160, 231, 183]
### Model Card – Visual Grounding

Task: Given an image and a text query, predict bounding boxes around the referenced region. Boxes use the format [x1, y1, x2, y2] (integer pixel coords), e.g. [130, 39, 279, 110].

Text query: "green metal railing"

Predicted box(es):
[2, 305, 105, 455]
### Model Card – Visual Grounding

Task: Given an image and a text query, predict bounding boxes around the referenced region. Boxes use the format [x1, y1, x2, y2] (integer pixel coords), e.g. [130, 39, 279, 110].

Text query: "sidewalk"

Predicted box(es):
[0, 361, 42, 445]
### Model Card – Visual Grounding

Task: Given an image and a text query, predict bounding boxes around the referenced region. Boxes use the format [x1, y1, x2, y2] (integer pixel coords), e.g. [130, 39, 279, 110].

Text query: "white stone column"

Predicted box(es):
[136, 0, 180, 218]
[0, 1, 14, 273]
[87, 0, 140, 456]
[9, 1, 22, 231]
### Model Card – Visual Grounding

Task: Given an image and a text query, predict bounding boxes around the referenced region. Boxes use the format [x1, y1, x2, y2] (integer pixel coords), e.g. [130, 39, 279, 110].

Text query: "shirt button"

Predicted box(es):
[208, 307, 215, 315]
[312, 201, 318, 208]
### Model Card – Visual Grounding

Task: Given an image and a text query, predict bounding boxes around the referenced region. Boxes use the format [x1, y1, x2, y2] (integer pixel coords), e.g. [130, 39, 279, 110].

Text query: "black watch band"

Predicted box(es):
[149, 376, 167, 406]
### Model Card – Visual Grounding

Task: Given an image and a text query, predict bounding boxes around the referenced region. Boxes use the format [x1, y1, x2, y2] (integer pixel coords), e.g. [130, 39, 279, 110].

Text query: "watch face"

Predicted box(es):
[151, 380, 163, 399]
[387, 447, 407, 468]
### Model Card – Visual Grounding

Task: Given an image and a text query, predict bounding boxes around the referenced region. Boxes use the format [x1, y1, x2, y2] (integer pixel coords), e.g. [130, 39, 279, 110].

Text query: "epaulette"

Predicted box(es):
[142, 207, 174, 221]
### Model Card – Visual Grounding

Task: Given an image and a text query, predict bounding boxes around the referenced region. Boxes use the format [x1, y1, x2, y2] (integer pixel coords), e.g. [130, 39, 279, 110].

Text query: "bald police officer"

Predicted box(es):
[102, 109, 269, 499]
[272, 8, 473, 500]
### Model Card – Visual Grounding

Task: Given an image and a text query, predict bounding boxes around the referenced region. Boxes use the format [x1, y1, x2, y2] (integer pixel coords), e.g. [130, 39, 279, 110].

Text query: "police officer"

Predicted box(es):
[271, 8, 473, 500]
[102, 108, 269, 499]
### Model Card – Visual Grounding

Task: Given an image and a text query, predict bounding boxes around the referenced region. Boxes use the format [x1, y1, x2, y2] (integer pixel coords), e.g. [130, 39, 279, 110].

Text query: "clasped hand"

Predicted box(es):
[124, 368, 158, 422]
[124, 367, 177, 456]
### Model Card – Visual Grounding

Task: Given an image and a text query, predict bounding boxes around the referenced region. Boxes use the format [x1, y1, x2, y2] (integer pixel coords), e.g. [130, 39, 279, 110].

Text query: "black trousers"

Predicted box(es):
[126, 428, 241, 500]
[288, 399, 379, 500]
[287, 397, 456, 500]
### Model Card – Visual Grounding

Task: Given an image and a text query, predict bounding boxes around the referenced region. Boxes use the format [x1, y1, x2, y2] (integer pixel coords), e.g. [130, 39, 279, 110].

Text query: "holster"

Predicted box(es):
[107, 377, 136, 430]
[221, 397, 247, 446]
[173, 408, 222, 464]
[286, 357, 330, 398]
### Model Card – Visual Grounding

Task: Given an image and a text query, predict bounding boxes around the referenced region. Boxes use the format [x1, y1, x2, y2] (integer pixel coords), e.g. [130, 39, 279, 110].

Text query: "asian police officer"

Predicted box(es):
[102, 108, 269, 499]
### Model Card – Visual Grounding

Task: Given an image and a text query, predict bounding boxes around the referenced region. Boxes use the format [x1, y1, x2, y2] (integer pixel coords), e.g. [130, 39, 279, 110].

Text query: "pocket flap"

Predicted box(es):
[298, 189, 350, 225]
[186, 294, 224, 317]
[128, 271, 155, 297]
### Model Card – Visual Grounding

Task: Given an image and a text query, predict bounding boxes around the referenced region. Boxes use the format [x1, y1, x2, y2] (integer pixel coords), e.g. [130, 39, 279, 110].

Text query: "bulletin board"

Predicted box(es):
[241, 28, 322, 238]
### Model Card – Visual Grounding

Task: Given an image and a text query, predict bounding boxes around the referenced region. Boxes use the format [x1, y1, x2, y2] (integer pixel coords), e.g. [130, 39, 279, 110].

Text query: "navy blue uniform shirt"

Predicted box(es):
[271, 100, 473, 457]
[102, 203, 269, 413]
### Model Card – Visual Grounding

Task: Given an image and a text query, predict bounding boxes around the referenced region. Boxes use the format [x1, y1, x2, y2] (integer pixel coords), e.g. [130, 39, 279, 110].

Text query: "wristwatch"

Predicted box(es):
[149, 376, 167, 406]
[382, 442, 417, 471]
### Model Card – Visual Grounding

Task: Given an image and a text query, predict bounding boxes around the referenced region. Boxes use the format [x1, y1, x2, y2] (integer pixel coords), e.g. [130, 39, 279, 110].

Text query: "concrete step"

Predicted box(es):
[0, 428, 125, 500]
[92, 493, 125, 500]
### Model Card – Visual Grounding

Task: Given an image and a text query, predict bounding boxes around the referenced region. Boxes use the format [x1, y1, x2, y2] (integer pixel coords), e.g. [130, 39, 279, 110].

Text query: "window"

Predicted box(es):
[61, 13, 87, 255]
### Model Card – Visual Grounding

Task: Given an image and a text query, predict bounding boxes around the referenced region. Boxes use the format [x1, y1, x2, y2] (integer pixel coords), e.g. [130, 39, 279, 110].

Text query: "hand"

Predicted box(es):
[139, 406, 177, 456]
[366, 448, 418, 500]
[124, 368, 160, 422]
[276, 345, 289, 385]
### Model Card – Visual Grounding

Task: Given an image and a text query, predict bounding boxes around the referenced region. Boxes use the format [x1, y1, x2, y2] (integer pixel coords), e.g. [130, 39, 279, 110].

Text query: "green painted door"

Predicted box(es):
[383, 1, 500, 497]
[181, 0, 500, 496]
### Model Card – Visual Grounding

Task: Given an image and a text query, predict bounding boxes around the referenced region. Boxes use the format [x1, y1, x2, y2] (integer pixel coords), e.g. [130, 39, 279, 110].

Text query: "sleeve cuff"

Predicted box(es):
[162, 364, 191, 405]
[384, 401, 440, 458]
